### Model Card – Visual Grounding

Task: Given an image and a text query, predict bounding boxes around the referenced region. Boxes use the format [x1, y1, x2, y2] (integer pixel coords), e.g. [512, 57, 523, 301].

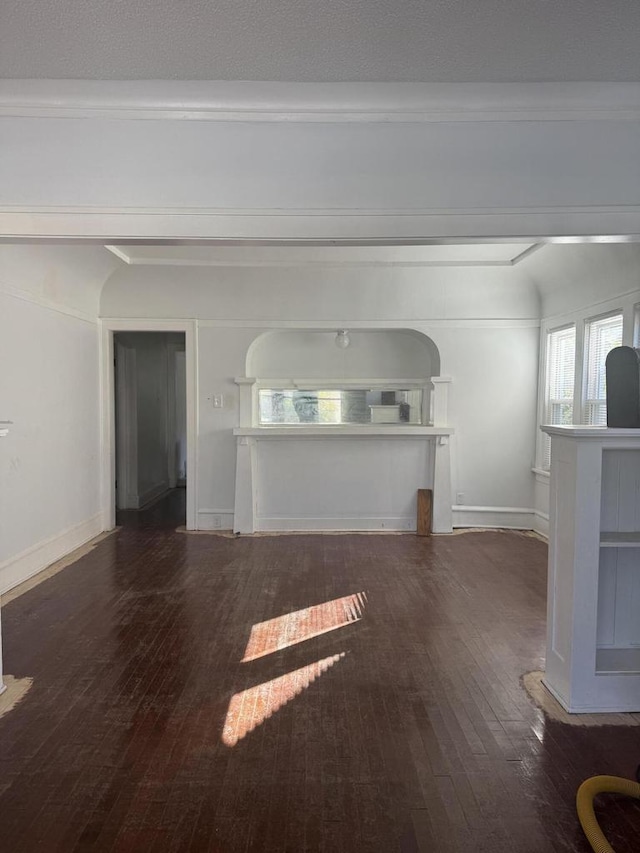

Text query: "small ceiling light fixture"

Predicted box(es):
[335, 329, 350, 349]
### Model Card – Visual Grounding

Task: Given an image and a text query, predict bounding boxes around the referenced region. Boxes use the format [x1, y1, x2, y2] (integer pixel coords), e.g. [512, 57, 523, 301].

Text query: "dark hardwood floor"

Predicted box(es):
[1, 495, 640, 852]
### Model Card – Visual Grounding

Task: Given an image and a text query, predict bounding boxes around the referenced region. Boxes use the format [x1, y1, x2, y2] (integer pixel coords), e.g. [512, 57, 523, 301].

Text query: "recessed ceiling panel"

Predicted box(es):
[106, 243, 537, 267]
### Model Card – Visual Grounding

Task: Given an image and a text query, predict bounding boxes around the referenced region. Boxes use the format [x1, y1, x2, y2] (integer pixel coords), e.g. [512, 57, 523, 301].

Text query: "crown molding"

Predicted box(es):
[2, 81, 640, 123]
[2, 205, 640, 242]
[103, 244, 532, 268]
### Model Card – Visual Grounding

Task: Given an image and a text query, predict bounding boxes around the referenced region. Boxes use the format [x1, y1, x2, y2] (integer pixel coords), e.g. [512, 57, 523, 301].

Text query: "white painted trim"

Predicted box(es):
[255, 516, 416, 532]
[105, 248, 527, 269]
[0, 513, 103, 596]
[99, 319, 198, 530]
[542, 425, 640, 439]
[533, 511, 550, 539]
[203, 319, 540, 330]
[0, 282, 96, 324]
[197, 510, 235, 531]
[3, 208, 640, 242]
[2, 81, 640, 123]
[532, 467, 551, 482]
[234, 426, 453, 438]
[451, 505, 536, 530]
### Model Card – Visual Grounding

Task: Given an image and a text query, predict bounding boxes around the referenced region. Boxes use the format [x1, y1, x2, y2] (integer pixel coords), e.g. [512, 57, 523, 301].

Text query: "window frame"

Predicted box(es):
[541, 323, 577, 470]
[582, 310, 624, 426]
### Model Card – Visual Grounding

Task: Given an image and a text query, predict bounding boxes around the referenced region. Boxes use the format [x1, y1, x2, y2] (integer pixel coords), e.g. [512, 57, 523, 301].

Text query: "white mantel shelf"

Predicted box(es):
[542, 425, 640, 439]
[234, 426, 453, 438]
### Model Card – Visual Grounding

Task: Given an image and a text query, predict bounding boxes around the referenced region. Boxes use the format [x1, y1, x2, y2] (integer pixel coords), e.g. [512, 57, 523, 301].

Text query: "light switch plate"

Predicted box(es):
[213, 394, 224, 408]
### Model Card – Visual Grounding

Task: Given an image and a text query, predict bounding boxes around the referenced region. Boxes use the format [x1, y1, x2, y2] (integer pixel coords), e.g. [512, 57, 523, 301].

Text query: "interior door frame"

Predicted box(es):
[100, 318, 197, 530]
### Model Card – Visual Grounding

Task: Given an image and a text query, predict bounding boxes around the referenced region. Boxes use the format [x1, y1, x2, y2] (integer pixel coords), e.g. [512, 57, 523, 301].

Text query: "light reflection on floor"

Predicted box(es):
[241, 592, 367, 663]
[222, 653, 346, 746]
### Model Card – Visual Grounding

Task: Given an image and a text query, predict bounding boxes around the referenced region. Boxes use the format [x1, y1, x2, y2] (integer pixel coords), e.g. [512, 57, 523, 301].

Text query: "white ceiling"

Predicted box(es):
[1, 1, 640, 82]
[106, 244, 538, 268]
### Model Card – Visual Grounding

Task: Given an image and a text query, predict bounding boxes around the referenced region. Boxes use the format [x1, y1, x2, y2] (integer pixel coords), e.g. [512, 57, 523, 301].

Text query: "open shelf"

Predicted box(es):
[600, 532, 640, 548]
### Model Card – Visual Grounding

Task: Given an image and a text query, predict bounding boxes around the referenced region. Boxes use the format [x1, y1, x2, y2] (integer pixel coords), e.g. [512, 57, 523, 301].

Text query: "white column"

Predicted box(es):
[234, 436, 257, 533]
[235, 377, 257, 428]
[431, 376, 452, 427]
[543, 433, 603, 710]
[432, 435, 453, 533]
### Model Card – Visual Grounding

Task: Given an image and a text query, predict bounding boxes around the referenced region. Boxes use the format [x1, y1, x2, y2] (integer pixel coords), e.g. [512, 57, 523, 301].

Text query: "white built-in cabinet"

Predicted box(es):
[542, 425, 640, 712]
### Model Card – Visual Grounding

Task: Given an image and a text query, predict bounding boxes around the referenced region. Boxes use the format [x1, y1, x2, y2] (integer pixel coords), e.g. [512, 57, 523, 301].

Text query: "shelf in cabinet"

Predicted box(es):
[600, 532, 640, 548]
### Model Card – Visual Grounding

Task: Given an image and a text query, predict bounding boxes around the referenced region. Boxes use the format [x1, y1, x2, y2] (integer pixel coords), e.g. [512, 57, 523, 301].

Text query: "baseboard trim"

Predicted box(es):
[256, 516, 416, 532]
[198, 510, 235, 531]
[533, 510, 549, 539]
[451, 505, 536, 530]
[0, 513, 103, 596]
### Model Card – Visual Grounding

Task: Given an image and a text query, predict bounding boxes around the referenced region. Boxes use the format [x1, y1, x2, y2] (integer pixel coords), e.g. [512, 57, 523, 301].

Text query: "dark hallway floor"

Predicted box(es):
[1, 502, 640, 852]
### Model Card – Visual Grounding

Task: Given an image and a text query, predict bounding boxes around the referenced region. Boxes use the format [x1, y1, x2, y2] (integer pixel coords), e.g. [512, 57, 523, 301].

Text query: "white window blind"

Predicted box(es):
[584, 313, 623, 426]
[543, 326, 576, 468]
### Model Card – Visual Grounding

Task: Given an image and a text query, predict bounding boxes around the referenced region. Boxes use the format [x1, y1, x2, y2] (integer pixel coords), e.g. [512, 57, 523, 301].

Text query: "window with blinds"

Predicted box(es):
[584, 313, 623, 425]
[542, 326, 576, 468]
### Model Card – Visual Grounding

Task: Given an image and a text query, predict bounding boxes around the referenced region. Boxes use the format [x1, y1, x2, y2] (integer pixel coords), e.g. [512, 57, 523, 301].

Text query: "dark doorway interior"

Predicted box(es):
[114, 331, 186, 528]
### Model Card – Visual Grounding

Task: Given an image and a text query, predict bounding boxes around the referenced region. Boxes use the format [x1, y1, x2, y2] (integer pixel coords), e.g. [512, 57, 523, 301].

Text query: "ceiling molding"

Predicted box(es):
[105, 243, 536, 268]
[2, 81, 640, 123]
[169, 318, 542, 330]
[3, 206, 640, 242]
[510, 244, 544, 266]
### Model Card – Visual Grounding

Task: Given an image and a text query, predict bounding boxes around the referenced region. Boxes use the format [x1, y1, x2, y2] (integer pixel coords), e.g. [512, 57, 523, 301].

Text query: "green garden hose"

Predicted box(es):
[576, 773, 640, 853]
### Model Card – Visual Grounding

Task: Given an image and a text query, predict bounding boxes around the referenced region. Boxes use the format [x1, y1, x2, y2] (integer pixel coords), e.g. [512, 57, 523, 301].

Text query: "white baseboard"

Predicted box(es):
[255, 516, 416, 532]
[451, 505, 536, 530]
[533, 510, 549, 538]
[0, 513, 103, 596]
[198, 509, 235, 531]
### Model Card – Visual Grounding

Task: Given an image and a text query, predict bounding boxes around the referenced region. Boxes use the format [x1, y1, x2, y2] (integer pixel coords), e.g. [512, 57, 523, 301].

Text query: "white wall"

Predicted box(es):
[248, 329, 438, 380]
[523, 244, 640, 534]
[102, 263, 541, 530]
[0, 246, 120, 595]
[526, 244, 640, 321]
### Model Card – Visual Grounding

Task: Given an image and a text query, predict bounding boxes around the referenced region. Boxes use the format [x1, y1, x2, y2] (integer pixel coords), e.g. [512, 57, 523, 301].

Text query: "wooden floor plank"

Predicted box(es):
[1, 491, 639, 852]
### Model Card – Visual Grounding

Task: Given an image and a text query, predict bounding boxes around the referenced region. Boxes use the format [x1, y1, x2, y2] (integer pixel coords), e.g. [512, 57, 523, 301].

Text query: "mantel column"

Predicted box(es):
[432, 435, 453, 533]
[431, 376, 452, 427]
[234, 436, 257, 534]
[234, 377, 257, 428]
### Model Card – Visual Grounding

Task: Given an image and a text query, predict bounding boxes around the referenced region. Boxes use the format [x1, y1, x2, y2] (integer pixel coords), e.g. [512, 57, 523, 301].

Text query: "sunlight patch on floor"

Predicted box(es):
[242, 592, 366, 663]
[0, 676, 33, 720]
[222, 653, 346, 746]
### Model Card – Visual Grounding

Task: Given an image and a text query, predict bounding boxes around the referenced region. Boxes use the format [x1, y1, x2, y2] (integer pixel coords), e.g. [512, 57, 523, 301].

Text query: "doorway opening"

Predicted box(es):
[114, 331, 187, 528]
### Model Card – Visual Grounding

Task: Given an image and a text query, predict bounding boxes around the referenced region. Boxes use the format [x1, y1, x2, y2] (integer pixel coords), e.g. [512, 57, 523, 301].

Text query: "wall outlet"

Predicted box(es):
[213, 515, 222, 529]
[456, 491, 465, 505]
